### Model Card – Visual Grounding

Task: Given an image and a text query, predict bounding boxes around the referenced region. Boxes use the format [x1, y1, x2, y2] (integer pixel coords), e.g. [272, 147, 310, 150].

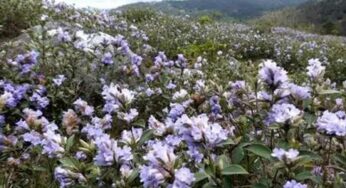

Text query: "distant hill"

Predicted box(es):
[254, 0, 346, 35]
[119, 0, 308, 20]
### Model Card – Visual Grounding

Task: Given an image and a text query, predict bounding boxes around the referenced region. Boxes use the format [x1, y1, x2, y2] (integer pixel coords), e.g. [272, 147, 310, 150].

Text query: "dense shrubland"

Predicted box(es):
[0, 0, 44, 38]
[254, 0, 346, 36]
[0, 1, 346, 188]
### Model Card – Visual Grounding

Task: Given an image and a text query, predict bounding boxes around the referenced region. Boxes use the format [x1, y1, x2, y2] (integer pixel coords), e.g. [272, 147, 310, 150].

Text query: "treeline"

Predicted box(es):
[121, 0, 307, 19]
[255, 0, 346, 36]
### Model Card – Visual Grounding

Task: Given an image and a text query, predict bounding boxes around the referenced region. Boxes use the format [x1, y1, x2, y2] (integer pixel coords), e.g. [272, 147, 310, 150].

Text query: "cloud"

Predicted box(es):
[56, 0, 161, 9]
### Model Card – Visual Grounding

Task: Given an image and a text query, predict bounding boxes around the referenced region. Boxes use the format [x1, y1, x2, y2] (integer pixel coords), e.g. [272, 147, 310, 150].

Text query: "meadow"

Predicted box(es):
[0, 1, 346, 187]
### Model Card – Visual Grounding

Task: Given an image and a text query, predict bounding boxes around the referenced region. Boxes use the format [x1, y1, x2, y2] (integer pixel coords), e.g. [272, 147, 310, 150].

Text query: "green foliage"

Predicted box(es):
[123, 0, 307, 19]
[0, 0, 43, 38]
[253, 0, 346, 36]
[122, 8, 158, 23]
[198, 16, 213, 25]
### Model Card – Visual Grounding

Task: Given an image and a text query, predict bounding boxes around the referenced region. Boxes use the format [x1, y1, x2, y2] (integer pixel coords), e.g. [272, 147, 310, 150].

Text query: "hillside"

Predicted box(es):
[119, 0, 308, 19]
[1, 1, 346, 188]
[254, 0, 346, 35]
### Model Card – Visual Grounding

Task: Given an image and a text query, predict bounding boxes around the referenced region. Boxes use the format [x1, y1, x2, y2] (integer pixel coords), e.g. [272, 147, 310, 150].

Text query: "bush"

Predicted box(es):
[0, 0, 43, 38]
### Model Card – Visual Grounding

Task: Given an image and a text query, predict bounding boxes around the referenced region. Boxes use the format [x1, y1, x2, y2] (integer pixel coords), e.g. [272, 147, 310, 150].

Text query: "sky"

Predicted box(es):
[56, 0, 162, 9]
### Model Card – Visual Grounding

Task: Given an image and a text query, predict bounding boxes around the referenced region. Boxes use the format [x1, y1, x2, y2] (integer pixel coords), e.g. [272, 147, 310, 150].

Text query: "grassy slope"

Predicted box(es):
[253, 0, 346, 36]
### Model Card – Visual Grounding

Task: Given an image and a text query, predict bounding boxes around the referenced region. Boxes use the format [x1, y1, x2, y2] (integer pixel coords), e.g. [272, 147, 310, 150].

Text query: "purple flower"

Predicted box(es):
[187, 146, 203, 163]
[168, 103, 185, 121]
[175, 54, 187, 68]
[283, 180, 307, 188]
[307, 58, 325, 80]
[288, 83, 311, 100]
[173, 167, 195, 188]
[54, 166, 86, 188]
[144, 142, 177, 167]
[75, 151, 87, 160]
[317, 111, 346, 136]
[53, 75, 66, 86]
[0, 115, 4, 125]
[271, 148, 299, 163]
[94, 135, 132, 166]
[73, 98, 94, 116]
[118, 108, 139, 123]
[145, 74, 155, 82]
[57, 27, 71, 42]
[26, 50, 40, 65]
[209, 96, 222, 115]
[82, 124, 104, 140]
[175, 114, 229, 147]
[121, 128, 143, 144]
[22, 131, 42, 146]
[0, 91, 17, 109]
[265, 103, 301, 126]
[131, 54, 143, 66]
[41, 131, 64, 158]
[259, 60, 288, 88]
[148, 115, 168, 136]
[101, 52, 114, 65]
[140, 165, 165, 188]
[30, 92, 49, 109]
[166, 81, 177, 90]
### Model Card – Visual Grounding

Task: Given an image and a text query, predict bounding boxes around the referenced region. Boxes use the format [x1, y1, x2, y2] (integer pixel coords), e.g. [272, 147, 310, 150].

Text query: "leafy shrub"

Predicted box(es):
[0, 2, 346, 188]
[0, 0, 43, 38]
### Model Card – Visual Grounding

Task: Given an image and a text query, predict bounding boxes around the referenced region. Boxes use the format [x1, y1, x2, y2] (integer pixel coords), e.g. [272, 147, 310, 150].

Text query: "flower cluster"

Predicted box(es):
[1, 1, 346, 188]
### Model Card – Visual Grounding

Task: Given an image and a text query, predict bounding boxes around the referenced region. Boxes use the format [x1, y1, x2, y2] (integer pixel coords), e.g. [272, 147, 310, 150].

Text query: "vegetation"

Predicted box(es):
[0, 1, 346, 188]
[0, 0, 44, 38]
[254, 0, 346, 36]
[120, 0, 308, 20]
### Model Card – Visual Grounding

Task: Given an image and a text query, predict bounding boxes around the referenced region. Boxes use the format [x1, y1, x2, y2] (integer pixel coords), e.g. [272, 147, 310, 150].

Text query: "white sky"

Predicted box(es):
[56, 0, 162, 9]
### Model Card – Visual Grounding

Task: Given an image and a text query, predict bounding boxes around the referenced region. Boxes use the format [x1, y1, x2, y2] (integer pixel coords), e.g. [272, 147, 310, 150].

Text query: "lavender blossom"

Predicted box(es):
[101, 52, 114, 65]
[259, 60, 288, 88]
[283, 180, 307, 188]
[168, 103, 185, 121]
[94, 135, 132, 166]
[265, 103, 301, 126]
[140, 165, 165, 188]
[53, 75, 66, 86]
[54, 167, 86, 188]
[288, 83, 311, 100]
[173, 167, 195, 188]
[316, 111, 346, 136]
[30, 92, 50, 109]
[271, 148, 299, 163]
[306, 58, 325, 81]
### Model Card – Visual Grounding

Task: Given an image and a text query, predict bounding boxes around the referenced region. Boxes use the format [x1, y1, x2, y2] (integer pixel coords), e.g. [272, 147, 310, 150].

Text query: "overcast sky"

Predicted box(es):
[56, 0, 162, 9]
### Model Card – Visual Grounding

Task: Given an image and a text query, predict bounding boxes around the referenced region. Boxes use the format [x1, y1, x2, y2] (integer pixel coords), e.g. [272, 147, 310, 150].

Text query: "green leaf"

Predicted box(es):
[252, 183, 269, 188]
[59, 158, 78, 170]
[202, 182, 218, 188]
[232, 145, 245, 164]
[245, 144, 272, 159]
[318, 90, 342, 95]
[217, 155, 231, 170]
[295, 171, 314, 181]
[217, 138, 235, 147]
[137, 130, 154, 146]
[127, 169, 139, 183]
[299, 150, 322, 161]
[222, 176, 233, 188]
[334, 153, 346, 167]
[65, 134, 75, 152]
[133, 119, 146, 128]
[222, 164, 249, 175]
[195, 171, 208, 182]
[32, 165, 48, 172]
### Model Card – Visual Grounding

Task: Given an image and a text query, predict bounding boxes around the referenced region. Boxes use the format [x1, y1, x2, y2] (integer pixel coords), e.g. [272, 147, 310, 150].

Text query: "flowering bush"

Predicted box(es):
[0, 1, 346, 188]
[0, 0, 43, 37]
